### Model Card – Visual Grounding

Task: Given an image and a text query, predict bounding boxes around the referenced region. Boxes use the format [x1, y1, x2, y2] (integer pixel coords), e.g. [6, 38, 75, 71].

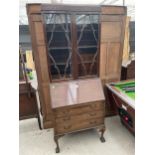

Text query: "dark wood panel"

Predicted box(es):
[19, 82, 38, 119]
[19, 93, 37, 119]
[121, 60, 135, 80]
[104, 86, 117, 116]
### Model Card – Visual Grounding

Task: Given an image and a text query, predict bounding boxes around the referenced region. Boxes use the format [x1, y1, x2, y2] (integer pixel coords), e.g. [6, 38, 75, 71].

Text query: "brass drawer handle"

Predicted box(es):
[89, 121, 97, 125]
[64, 125, 72, 130]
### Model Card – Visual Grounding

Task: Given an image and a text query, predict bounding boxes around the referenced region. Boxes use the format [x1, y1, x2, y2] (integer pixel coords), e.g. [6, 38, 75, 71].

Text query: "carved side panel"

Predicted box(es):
[27, 11, 53, 127]
[100, 15, 126, 85]
[99, 7, 126, 116]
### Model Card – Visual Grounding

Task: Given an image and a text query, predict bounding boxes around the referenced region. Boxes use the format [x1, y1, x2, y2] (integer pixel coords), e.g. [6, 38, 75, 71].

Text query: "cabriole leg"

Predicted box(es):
[54, 136, 60, 153]
[100, 128, 106, 143]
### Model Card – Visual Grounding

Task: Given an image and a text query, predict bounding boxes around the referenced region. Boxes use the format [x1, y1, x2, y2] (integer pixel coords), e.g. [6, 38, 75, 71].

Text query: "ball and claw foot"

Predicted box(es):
[55, 147, 60, 153]
[100, 136, 105, 143]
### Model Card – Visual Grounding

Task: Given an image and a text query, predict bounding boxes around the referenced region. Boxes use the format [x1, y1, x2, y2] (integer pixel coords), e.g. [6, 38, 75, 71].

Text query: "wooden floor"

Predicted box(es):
[19, 116, 135, 155]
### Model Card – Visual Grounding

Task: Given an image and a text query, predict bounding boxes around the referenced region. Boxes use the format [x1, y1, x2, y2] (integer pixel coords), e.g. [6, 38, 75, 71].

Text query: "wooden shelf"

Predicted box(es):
[77, 29, 98, 32]
[49, 46, 97, 50]
[46, 30, 97, 33]
[50, 62, 71, 66]
[78, 45, 97, 49]
[47, 31, 71, 33]
[49, 47, 71, 50]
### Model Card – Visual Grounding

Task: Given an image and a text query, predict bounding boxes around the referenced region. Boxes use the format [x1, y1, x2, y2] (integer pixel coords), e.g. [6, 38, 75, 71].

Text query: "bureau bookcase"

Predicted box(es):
[27, 4, 126, 128]
[27, 4, 101, 128]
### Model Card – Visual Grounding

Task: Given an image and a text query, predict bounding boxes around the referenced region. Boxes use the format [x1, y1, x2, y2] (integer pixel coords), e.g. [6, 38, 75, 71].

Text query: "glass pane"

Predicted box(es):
[76, 14, 99, 77]
[43, 13, 72, 80]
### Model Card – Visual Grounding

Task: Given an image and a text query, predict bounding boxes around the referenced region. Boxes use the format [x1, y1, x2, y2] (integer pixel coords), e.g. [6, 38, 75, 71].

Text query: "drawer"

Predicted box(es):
[55, 117, 104, 134]
[54, 101, 104, 118]
[55, 110, 105, 124]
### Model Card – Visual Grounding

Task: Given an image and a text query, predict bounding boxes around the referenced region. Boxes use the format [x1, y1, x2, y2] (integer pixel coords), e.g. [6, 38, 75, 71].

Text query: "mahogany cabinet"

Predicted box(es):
[27, 4, 126, 128]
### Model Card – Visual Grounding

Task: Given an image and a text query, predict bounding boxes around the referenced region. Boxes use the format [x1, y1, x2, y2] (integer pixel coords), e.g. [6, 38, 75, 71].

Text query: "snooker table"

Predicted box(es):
[106, 80, 135, 135]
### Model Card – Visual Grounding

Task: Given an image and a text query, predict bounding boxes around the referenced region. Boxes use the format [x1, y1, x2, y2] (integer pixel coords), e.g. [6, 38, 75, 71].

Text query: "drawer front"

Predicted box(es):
[56, 110, 104, 124]
[55, 101, 104, 118]
[55, 117, 104, 134]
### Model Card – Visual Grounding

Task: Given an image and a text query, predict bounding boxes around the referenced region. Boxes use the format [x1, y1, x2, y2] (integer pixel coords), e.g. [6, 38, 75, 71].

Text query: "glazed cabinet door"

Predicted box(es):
[42, 13, 73, 81]
[75, 13, 100, 78]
